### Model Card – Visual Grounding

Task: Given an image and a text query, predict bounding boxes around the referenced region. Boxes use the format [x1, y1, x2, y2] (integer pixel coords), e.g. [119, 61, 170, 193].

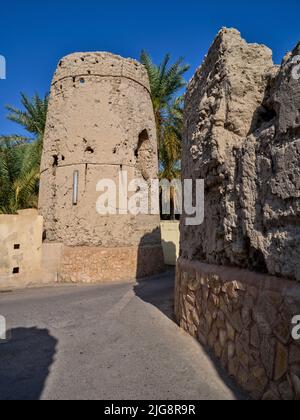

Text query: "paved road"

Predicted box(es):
[0, 272, 245, 400]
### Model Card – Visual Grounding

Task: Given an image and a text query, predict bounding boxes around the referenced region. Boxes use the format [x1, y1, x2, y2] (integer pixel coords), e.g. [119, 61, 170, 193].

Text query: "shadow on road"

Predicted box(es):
[134, 259, 249, 400]
[0, 327, 57, 400]
[134, 269, 176, 321]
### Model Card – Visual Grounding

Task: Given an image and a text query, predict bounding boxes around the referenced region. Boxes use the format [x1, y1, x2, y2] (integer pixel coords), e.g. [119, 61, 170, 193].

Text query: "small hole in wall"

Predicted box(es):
[14, 244, 20, 250]
[73, 77, 76, 83]
[13, 267, 19, 275]
[261, 108, 277, 123]
[61, 155, 65, 161]
[87, 70, 91, 75]
[80, 78, 85, 84]
[52, 155, 59, 167]
[85, 146, 94, 154]
[81, 57, 85, 62]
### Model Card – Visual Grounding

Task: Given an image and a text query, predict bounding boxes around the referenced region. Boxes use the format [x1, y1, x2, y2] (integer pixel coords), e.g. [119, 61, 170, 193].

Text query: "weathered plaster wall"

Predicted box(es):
[39, 52, 164, 282]
[178, 29, 300, 399]
[0, 210, 44, 287]
[161, 221, 180, 266]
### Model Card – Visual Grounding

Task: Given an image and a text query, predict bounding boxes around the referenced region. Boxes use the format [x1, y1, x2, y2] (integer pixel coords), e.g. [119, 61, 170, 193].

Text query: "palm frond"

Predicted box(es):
[0, 92, 48, 213]
[140, 51, 188, 218]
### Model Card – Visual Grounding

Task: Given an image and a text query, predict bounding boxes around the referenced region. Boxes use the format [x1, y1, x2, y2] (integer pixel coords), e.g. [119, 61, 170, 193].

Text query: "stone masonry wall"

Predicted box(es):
[176, 258, 300, 400]
[178, 29, 300, 399]
[60, 244, 164, 283]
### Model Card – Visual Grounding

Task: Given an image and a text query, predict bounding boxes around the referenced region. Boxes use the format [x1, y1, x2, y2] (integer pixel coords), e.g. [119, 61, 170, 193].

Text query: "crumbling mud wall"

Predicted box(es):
[39, 52, 164, 282]
[181, 28, 300, 281]
[177, 29, 300, 399]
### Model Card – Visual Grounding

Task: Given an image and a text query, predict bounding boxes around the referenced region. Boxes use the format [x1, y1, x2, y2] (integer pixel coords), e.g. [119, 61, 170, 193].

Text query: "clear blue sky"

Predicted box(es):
[1, 0, 300, 135]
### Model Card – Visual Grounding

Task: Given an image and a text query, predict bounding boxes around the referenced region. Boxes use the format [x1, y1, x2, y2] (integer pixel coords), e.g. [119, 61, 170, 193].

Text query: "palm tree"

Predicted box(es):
[140, 51, 189, 145]
[140, 51, 189, 219]
[0, 93, 49, 214]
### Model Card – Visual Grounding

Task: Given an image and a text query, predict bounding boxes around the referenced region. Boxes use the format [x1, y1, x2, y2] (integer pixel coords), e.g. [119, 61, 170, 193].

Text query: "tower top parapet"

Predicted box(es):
[52, 52, 150, 92]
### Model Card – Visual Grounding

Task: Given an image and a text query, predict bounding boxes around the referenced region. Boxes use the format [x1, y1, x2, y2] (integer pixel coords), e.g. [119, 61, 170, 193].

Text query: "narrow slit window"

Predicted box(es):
[73, 170, 79, 206]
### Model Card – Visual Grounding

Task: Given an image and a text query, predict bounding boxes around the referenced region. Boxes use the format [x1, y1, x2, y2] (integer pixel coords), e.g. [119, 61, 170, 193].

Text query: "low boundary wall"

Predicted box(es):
[0, 210, 44, 288]
[175, 258, 300, 400]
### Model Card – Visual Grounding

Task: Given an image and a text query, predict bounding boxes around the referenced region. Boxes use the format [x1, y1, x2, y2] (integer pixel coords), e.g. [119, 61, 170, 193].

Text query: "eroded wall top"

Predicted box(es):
[52, 52, 150, 92]
[181, 28, 300, 282]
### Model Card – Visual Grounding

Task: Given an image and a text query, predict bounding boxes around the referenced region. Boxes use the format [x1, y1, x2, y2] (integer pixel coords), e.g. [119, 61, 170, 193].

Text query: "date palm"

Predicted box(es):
[140, 51, 189, 218]
[140, 51, 189, 147]
[0, 93, 48, 214]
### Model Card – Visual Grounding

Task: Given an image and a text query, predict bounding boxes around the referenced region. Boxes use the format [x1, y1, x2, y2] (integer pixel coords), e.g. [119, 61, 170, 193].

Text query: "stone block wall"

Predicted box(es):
[176, 259, 300, 400]
[59, 244, 164, 283]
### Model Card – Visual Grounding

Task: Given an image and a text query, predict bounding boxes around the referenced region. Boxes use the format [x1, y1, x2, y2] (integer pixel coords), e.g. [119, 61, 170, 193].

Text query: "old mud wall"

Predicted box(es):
[177, 28, 300, 399]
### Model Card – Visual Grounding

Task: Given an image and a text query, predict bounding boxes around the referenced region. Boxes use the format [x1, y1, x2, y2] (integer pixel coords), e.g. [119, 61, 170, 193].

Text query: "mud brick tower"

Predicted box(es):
[39, 52, 164, 283]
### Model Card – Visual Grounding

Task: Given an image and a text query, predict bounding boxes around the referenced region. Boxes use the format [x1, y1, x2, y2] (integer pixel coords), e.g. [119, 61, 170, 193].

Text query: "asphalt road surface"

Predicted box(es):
[0, 272, 245, 400]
